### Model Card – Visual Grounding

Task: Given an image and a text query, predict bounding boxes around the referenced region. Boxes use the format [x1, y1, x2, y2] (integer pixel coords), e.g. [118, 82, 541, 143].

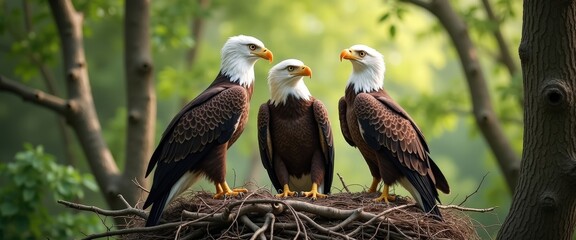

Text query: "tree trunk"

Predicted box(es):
[497, 0, 576, 239]
[400, 0, 521, 192]
[124, 0, 155, 207]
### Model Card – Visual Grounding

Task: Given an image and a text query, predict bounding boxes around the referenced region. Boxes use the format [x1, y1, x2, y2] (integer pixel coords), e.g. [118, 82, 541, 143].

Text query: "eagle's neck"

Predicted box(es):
[346, 61, 385, 93]
[221, 54, 258, 88]
[269, 77, 311, 106]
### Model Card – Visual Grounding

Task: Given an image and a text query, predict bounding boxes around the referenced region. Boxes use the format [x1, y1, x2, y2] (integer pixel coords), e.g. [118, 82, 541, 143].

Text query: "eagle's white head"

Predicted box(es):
[267, 59, 313, 106]
[221, 35, 273, 87]
[340, 44, 385, 93]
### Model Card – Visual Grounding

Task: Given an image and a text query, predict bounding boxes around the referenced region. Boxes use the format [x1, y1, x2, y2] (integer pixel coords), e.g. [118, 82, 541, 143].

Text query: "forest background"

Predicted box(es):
[0, 0, 523, 239]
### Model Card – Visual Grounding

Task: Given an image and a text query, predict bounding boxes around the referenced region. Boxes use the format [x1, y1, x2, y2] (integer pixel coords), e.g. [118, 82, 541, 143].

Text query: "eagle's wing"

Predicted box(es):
[354, 92, 449, 218]
[143, 85, 248, 210]
[257, 103, 283, 192]
[373, 94, 449, 194]
[312, 99, 334, 194]
[338, 97, 356, 147]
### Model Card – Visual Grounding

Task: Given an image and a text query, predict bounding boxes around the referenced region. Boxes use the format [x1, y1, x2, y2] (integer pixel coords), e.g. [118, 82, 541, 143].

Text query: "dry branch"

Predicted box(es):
[59, 190, 493, 240]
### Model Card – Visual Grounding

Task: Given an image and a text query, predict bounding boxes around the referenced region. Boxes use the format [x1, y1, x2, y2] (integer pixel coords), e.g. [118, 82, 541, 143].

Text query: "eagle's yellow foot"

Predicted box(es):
[275, 184, 297, 198]
[368, 177, 380, 193]
[372, 184, 396, 204]
[302, 183, 327, 200]
[213, 182, 247, 199]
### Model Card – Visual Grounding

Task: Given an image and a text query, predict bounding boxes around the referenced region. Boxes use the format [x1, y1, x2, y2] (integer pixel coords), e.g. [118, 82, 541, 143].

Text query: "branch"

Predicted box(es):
[438, 205, 496, 212]
[0, 75, 69, 115]
[399, 0, 520, 191]
[400, 0, 433, 11]
[480, 0, 519, 77]
[250, 213, 274, 240]
[480, 0, 523, 108]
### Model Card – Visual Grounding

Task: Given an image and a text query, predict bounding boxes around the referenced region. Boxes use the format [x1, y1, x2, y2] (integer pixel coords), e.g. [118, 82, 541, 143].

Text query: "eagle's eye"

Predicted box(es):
[287, 66, 295, 71]
[248, 44, 257, 50]
[358, 50, 367, 57]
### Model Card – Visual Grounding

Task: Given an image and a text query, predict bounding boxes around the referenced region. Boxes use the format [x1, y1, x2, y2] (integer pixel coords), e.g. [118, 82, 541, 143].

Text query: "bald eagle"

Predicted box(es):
[143, 35, 273, 226]
[258, 59, 334, 200]
[339, 45, 449, 220]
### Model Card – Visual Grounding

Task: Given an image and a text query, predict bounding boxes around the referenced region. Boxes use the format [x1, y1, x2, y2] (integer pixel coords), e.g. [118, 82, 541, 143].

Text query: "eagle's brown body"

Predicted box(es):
[144, 73, 253, 226]
[339, 86, 449, 218]
[258, 95, 333, 195]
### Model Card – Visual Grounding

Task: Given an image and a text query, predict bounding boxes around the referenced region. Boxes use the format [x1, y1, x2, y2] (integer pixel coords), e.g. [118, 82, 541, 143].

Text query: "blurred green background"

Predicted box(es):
[0, 0, 522, 238]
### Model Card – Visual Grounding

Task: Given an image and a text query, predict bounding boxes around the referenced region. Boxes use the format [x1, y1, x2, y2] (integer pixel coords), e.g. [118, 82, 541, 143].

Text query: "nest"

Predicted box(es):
[115, 189, 480, 240]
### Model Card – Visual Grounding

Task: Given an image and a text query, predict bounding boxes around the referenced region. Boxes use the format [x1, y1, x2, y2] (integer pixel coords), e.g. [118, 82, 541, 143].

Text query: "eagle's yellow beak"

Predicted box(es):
[292, 65, 313, 78]
[253, 47, 274, 63]
[340, 49, 358, 61]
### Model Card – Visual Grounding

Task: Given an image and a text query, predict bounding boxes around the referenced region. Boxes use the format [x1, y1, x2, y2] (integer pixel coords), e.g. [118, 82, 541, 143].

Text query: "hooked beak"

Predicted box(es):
[253, 47, 274, 63]
[291, 65, 313, 78]
[340, 49, 358, 61]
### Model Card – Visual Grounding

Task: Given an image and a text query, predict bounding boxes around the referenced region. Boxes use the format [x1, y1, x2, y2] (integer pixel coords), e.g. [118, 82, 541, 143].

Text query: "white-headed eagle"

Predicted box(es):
[339, 45, 449, 220]
[258, 59, 334, 200]
[143, 35, 273, 226]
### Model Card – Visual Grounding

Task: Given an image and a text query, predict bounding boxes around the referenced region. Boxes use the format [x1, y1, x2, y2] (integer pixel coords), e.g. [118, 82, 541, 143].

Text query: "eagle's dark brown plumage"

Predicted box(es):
[339, 45, 449, 220]
[143, 35, 273, 227]
[258, 59, 334, 200]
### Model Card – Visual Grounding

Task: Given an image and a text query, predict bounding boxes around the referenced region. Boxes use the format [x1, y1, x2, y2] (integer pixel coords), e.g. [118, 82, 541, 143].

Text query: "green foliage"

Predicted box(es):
[0, 144, 103, 239]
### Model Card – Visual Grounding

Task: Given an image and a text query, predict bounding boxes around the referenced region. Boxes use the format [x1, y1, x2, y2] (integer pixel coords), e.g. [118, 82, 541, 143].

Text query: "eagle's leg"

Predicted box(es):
[368, 177, 380, 193]
[302, 183, 327, 200]
[213, 181, 247, 199]
[214, 183, 224, 194]
[275, 184, 297, 198]
[372, 184, 396, 203]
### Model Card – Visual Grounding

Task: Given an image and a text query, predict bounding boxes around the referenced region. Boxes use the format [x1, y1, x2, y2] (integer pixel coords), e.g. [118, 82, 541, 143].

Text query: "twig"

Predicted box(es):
[57, 200, 148, 219]
[118, 194, 132, 208]
[250, 213, 274, 240]
[438, 204, 496, 212]
[337, 173, 351, 193]
[328, 208, 362, 231]
[347, 204, 415, 237]
[296, 212, 352, 239]
[132, 178, 150, 193]
[459, 172, 488, 206]
[240, 215, 265, 240]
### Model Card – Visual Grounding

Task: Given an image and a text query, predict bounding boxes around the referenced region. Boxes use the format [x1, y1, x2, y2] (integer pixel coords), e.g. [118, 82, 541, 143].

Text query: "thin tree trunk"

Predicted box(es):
[400, 0, 520, 191]
[48, 1, 129, 225]
[124, 0, 155, 207]
[497, 0, 576, 239]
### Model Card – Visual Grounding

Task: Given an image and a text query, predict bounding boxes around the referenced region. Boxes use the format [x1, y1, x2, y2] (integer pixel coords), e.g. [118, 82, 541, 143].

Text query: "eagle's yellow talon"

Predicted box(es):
[372, 184, 396, 203]
[302, 183, 327, 200]
[275, 184, 297, 198]
[213, 182, 246, 199]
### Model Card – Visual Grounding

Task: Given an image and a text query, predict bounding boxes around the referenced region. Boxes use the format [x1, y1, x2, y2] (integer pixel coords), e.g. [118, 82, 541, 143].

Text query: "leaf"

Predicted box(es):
[0, 202, 18, 216]
[389, 25, 397, 38]
[82, 176, 99, 191]
[23, 189, 35, 202]
[379, 13, 390, 22]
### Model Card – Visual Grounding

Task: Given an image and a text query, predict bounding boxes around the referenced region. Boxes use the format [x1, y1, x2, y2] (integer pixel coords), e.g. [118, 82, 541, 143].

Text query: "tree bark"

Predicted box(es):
[497, 0, 576, 239]
[47, 0, 131, 223]
[399, 0, 520, 192]
[124, 0, 155, 207]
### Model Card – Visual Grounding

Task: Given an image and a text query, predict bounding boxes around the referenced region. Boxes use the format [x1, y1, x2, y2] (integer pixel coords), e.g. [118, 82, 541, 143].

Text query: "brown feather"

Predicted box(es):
[258, 96, 334, 193]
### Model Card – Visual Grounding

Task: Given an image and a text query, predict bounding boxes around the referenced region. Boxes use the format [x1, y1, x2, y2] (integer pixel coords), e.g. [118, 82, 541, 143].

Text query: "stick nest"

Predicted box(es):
[112, 189, 481, 240]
